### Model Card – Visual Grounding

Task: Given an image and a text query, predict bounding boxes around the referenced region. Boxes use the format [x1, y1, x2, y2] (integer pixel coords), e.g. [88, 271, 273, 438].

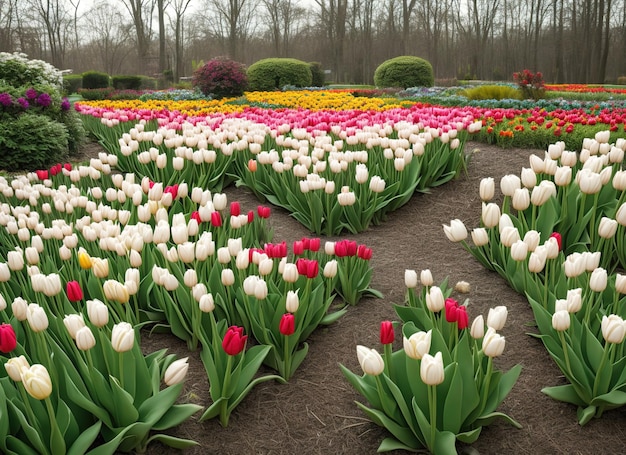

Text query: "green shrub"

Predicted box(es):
[461, 85, 522, 100]
[309, 62, 325, 87]
[63, 74, 83, 95]
[374, 56, 434, 89]
[82, 71, 110, 89]
[140, 76, 158, 90]
[78, 87, 115, 100]
[192, 57, 248, 98]
[0, 52, 63, 89]
[247, 58, 312, 91]
[112, 75, 142, 90]
[0, 113, 68, 171]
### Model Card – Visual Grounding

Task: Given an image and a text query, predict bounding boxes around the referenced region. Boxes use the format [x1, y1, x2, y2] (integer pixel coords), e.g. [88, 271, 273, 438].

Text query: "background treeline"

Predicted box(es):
[0, 0, 624, 85]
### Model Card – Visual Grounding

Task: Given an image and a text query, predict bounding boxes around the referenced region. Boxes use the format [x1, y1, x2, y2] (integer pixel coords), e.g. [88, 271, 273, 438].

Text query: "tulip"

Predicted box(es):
[279, 313, 295, 336]
[566, 288, 582, 313]
[500, 226, 520, 247]
[103, 280, 130, 303]
[598, 217, 618, 239]
[615, 203, 626, 226]
[554, 166, 572, 186]
[86, 299, 109, 327]
[12, 297, 28, 321]
[0, 323, 17, 353]
[77, 248, 92, 269]
[482, 327, 506, 357]
[601, 315, 626, 344]
[471, 228, 489, 247]
[21, 364, 52, 400]
[487, 306, 508, 331]
[479, 177, 495, 201]
[164, 357, 189, 386]
[199, 293, 215, 313]
[63, 314, 85, 339]
[184, 269, 198, 288]
[479, 202, 500, 228]
[443, 219, 467, 242]
[426, 286, 444, 312]
[356, 345, 384, 376]
[285, 290, 299, 313]
[404, 269, 418, 288]
[222, 326, 247, 355]
[552, 310, 571, 332]
[75, 326, 96, 350]
[420, 269, 433, 287]
[323, 260, 337, 278]
[523, 230, 540, 252]
[66, 280, 83, 302]
[26, 303, 48, 332]
[470, 315, 485, 339]
[528, 251, 546, 273]
[510, 240, 528, 261]
[500, 174, 521, 196]
[92, 258, 109, 278]
[0, 262, 10, 282]
[512, 187, 530, 211]
[616, 274, 626, 295]
[7, 250, 24, 271]
[5, 355, 29, 381]
[403, 330, 432, 360]
[521, 167, 537, 188]
[380, 321, 394, 344]
[111, 322, 135, 352]
[589, 267, 608, 292]
[420, 352, 444, 385]
[221, 269, 235, 286]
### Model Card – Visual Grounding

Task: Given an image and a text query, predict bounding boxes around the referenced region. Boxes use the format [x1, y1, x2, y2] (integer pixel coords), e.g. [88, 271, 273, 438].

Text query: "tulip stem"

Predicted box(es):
[592, 343, 612, 398]
[428, 384, 437, 452]
[283, 335, 291, 381]
[558, 331, 573, 380]
[478, 357, 493, 417]
[220, 354, 234, 427]
[118, 352, 125, 391]
[383, 343, 392, 378]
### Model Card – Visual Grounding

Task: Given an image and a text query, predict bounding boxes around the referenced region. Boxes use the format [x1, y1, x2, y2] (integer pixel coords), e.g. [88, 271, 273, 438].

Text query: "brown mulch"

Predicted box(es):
[77, 140, 626, 455]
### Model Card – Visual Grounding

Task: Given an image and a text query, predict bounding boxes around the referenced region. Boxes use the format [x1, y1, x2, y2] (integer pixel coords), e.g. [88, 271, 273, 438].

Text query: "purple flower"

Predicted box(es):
[61, 98, 70, 111]
[25, 88, 38, 100]
[36, 93, 52, 107]
[0, 93, 11, 107]
[17, 97, 29, 109]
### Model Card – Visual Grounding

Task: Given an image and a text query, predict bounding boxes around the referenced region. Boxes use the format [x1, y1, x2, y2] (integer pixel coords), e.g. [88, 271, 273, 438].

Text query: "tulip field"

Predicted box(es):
[1, 83, 626, 454]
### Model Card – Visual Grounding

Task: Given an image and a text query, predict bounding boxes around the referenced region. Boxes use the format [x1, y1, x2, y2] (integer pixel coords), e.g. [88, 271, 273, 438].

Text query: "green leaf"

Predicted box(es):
[199, 397, 227, 422]
[145, 434, 200, 450]
[138, 383, 183, 426]
[577, 405, 597, 426]
[357, 403, 420, 449]
[541, 384, 587, 407]
[108, 376, 140, 427]
[590, 390, 626, 407]
[152, 404, 203, 431]
[67, 421, 102, 455]
[473, 411, 522, 429]
[377, 437, 419, 452]
[455, 427, 482, 444]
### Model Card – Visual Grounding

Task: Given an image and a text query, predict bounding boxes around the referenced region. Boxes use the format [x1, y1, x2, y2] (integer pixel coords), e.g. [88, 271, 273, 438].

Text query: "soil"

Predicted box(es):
[76, 140, 626, 455]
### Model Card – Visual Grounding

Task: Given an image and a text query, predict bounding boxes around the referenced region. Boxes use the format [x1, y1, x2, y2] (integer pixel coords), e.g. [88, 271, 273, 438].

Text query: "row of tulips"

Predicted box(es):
[341, 273, 520, 453]
[444, 130, 626, 424]
[77, 105, 481, 234]
[0, 148, 381, 450]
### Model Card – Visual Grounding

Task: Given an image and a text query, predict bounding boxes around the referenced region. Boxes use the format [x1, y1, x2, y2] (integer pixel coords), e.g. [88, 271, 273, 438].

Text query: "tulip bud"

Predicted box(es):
[471, 228, 489, 247]
[221, 269, 235, 286]
[183, 269, 198, 288]
[420, 351, 444, 385]
[479, 177, 495, 201]
[86, 299, 109, 327]
[500, 226, 520, 247]
[164, 357, 189, 386]
[616, 274, 626, 295]
[552, 310, 571, 332]
[111, 322, 135, 352]
[426, 286, 444, 312]
[443, 219, 468, 242]
[286, 290, 299, 313]
[75, 326, 96, 350]
[404, 269, 418, 288]
[510, 240, 528, 262]
[199, 293, 215, 313]
[12, 297, 28, 321]
[379, 320, 394, 345]
[5, 355, 29, 381]
[598, 217, 618, 239]
[0, 323, 17, 353]
[482, 327, 506, 357]
[26, 303, 48, 332]
[419, 269, 433, 287]
[356, 345, 384, 376]
[222, 326, 247, 355]
[92, 258, 109, 278]
[528, 251, 546, 273]
[589, 267, 608, 292]
[21, 364, 52, 400]
[511, 187, 530, 211]
[470, 315, 485, 339]
[520, 167, 537, 189]
[487, 305, 508, 330]
[63, 313, 85, 339]
[66, 280, 83, 302]
[279, 313, 295, 336]
[403, 330, 431, 360]
[601, 314, 626, 344]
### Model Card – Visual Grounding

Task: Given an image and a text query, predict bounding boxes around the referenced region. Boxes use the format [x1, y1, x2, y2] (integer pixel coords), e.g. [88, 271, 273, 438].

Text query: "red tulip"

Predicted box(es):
[191, 211, 202, 224]
[357, 244, 373, 260]
[293, 240, 305, 256]
[550, 232, 562, 250]
[247, 210, 254, 223]
[457, 306, 469, 329]
[308, 238, 321, 252]
[296, 258, 318, 278]
[279, 313, 295, 336]
[63, 163, 72, 171]
[334, 240, 348, 257]
[445, 301, 458, 323]
[222, 326, 247, 356]
[36, 170, 49, 180]
[164, 184, 179, 200]
[257, 205, 271, 218]
[230, 201, 241, 217]
[380, 321, 394, 345]
[50, 163, 62, 176]
[66, 281, 83, 302]
[0, 323, 17, 353]
[211, 211, 222, 227]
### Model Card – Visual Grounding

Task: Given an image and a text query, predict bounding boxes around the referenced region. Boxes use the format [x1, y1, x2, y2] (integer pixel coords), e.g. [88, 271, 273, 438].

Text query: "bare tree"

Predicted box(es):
[118, 0, 155, 68]
[262, 0, 305, 57]
[28, 0, 71, 68]
[0, 0, 19, 51]
[168, 0, 192, 80]
[201, 0, 258, 60]
[314, 0, 348, 82]
[84, 2, 133, 74]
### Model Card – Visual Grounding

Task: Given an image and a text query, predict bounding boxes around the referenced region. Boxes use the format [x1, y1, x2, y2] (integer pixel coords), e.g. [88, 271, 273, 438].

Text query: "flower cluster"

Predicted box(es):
[513, 69, 545, 100]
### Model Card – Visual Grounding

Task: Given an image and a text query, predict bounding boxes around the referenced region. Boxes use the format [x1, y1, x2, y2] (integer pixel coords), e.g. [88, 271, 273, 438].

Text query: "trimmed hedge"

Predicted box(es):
[309, 62, 325, 87]
[374, 56, 434, 89]
[112, 75, 142, 90]
[63, 74, 83, 95]
[247, 58, 312, 91]
[82, 71, 110, 89]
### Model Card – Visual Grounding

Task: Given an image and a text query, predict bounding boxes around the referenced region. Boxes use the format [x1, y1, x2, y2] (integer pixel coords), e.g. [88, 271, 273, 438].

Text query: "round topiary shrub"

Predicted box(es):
[247, 58, 312, 91]
[374, 56, 434, 89]
[192, 57, 248, 99]
[82, 71, 110, 89]
[309, 62, 325, 87]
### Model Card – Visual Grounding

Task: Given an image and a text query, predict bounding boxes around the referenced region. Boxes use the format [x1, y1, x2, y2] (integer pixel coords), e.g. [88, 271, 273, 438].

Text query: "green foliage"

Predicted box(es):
[63, 74, 83, 95]
[192, 57, 248, 98]
[309, 62, 325, 87]
[112, 75, 142, 90]
[374, 56, 434, 89]
[0, 52, 63, 89]
[247, 58, 312, 91]
[461, 85, 522, 101]
[140, 76, 158, 90]
[617, 76, 626, 85]
[0, 113, 68, 170]
[82, 71, 110, 89]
